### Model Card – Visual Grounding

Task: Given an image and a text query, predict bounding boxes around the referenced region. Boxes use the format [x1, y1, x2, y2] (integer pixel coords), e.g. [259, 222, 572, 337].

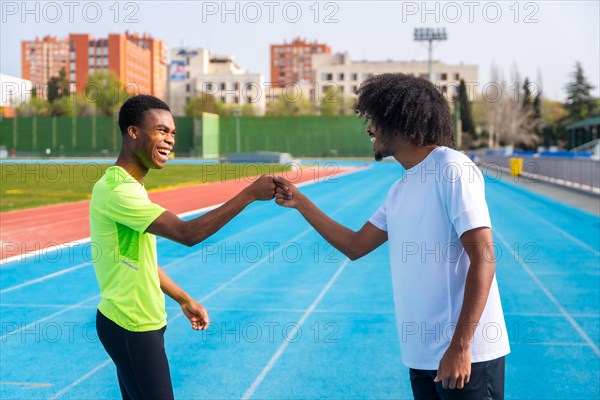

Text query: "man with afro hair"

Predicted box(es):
[274, 73, 509, 399]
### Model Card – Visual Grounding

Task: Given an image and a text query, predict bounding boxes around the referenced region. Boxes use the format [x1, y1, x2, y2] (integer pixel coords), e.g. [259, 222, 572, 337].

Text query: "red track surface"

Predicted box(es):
[1, 167, 354, 260]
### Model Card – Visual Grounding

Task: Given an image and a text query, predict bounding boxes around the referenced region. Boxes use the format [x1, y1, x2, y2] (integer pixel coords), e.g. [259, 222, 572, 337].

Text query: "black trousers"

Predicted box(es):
[96, 310, 174, 400]
[409, 356, 505, 400]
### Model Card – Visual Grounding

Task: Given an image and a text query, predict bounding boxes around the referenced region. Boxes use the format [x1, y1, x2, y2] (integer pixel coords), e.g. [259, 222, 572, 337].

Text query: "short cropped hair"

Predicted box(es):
[118, 95, 171, 135]
[354, 73, 454, 147]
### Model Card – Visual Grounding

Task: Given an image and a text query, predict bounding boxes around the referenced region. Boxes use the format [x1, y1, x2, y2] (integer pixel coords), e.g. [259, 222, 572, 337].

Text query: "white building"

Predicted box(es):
[311, 52, 478, 101]
[0, 74, 33, 107]
[169, 48, 265, 116]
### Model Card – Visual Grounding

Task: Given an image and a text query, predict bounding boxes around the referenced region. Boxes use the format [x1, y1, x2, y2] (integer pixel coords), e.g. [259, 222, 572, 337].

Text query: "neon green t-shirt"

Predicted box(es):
[90, 166, 167, 332]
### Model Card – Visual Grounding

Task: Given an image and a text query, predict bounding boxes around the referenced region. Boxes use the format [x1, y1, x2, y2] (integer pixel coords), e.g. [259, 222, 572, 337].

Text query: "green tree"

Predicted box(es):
[320, 84, 343, 116]
[456, 79, 474, 134]
[241, 102, 256, 116]
[47, 67, 69, 103]
[84, 71, 131, 116]
[266, 92, 314, 116]
[564, 61, 596, 123]
[185, 92, 218, 117]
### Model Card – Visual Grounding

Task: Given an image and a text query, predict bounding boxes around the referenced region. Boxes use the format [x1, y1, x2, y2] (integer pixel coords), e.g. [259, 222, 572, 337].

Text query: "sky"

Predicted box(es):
[1, 0, 599, 102]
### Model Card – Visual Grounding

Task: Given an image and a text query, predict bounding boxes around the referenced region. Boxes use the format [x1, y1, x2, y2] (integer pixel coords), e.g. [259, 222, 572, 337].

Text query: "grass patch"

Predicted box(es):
[0, 163, 290, 212]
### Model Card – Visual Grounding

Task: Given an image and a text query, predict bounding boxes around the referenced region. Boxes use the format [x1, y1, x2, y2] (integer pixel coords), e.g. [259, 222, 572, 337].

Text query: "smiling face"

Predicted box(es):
[129, 109, 176, 170]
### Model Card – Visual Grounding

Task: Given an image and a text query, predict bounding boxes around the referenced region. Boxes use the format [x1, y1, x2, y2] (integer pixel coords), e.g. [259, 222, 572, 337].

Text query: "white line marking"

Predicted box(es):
[0, 295, 100, 342]
[0, 381, 53, 388]
[0, 164, 369, 266]
[22, 166, 374, 398]
[519, 342, 590, 347]
[0, 238, 91, 266]
[491, 184, 600, 257]
[48, 359, 113, 400]
[495, 229, 600, 357]
[242, 258, 350, 400]
[0, 205, 222, 266]
[0, 262, 90, 294]
[46, 228, 315, 399]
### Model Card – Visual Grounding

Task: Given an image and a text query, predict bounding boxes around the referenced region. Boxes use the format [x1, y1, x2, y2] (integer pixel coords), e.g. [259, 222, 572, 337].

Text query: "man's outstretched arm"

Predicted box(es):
[274, 176, 387, 260]
[158, 266, 209, 330]
[147, 175, 276, 246]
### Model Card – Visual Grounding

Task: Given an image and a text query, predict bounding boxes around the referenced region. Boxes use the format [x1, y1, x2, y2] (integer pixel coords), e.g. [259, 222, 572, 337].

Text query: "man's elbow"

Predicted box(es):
[346, 248, 365, 261]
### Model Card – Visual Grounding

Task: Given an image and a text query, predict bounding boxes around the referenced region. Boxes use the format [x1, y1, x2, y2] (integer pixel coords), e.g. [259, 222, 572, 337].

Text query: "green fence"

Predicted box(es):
[0, 115, 371, 158]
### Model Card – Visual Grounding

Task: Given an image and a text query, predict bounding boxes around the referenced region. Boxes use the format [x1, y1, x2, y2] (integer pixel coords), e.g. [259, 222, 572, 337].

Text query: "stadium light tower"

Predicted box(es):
[414, 28, 447, 81]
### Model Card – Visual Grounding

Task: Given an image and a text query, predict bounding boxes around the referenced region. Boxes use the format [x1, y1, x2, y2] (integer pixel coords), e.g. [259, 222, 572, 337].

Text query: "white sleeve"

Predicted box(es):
[443, 162, 492, 237]
[369, 202, 388, 232]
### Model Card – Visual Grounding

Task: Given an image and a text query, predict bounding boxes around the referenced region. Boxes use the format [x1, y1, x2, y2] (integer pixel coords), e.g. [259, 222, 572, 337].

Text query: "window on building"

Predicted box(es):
[352, 85, 358, 94]
[235, 95, 239, 103]
[186, 71, 190, 79]
[351, 73, 358, 81]
[186, 83, 191, 93]
[186, 57, 190, 66]
[234, 82, 239, 90]
[322, 73, 333, 81]
[437, 73, 448, 80]
[220, 82, 226, 90]
[205, 83, 213, 91]
[453, 73, 460, 80]
[362, 73, 373, 80]
[338, 73, 344, 81]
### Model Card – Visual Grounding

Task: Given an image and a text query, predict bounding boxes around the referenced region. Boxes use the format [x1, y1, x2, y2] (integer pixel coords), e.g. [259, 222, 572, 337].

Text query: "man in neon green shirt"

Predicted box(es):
[90, 95, 276, 399]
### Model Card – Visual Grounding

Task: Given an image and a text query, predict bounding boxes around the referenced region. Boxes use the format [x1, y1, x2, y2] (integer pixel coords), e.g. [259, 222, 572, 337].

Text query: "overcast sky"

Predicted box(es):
[1, 0, 598, 102]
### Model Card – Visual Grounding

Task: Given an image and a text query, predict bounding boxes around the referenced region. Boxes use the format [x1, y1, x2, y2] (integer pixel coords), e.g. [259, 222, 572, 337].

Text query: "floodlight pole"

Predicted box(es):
[414, 28, 447, 81]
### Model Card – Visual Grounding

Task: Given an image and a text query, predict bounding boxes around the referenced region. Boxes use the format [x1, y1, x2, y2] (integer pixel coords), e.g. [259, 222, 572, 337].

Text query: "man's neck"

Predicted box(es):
[392, 139, 440, 170]
[115, 152, 148, 184]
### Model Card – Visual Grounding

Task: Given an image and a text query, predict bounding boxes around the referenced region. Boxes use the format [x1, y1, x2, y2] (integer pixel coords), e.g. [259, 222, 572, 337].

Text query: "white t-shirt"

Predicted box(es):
[369, 146, 510, 370]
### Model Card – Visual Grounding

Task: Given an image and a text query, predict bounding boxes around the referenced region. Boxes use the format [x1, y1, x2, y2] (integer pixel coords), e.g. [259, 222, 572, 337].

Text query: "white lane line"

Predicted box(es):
[0, 381, 53, 388]
[0, 262, 90, 294]
[0, 295, 100, 342]
[1, 164, 370, 267]
[48, 359, 113, 400]
[242, 258, 350, 400]
[0, 205, 223, 267]
[490, 185, 600, 257]
[31, 166, 375, 398]
[46, 228, 315, 399]
[494, 229, 600, 357]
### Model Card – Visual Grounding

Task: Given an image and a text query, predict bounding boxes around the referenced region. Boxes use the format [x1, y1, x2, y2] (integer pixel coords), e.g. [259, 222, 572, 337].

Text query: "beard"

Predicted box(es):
[371, 132, 394, 162]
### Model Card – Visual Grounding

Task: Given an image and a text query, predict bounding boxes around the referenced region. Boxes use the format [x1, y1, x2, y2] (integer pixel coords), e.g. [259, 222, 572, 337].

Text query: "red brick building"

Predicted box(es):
[270, 38, 331, 87]
[22, 32, 167, 99]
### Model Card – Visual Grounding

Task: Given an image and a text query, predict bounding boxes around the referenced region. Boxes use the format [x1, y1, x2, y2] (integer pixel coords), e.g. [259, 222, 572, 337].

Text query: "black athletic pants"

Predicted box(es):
[409, 356, 505, 400]
[96, 310, 174, 400]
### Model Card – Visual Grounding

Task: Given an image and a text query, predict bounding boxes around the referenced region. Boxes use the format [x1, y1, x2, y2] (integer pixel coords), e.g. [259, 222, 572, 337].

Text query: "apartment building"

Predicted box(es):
[270, 38, 331, 88]
[169, 48, 265, 116]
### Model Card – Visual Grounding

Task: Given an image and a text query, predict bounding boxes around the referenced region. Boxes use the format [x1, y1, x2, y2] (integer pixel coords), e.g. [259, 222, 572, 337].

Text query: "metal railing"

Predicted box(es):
[480, 155, 600, 194]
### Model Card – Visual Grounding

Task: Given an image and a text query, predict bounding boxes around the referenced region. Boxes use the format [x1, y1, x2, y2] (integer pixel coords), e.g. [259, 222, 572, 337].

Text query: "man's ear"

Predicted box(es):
[127, 126, 138, 140]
